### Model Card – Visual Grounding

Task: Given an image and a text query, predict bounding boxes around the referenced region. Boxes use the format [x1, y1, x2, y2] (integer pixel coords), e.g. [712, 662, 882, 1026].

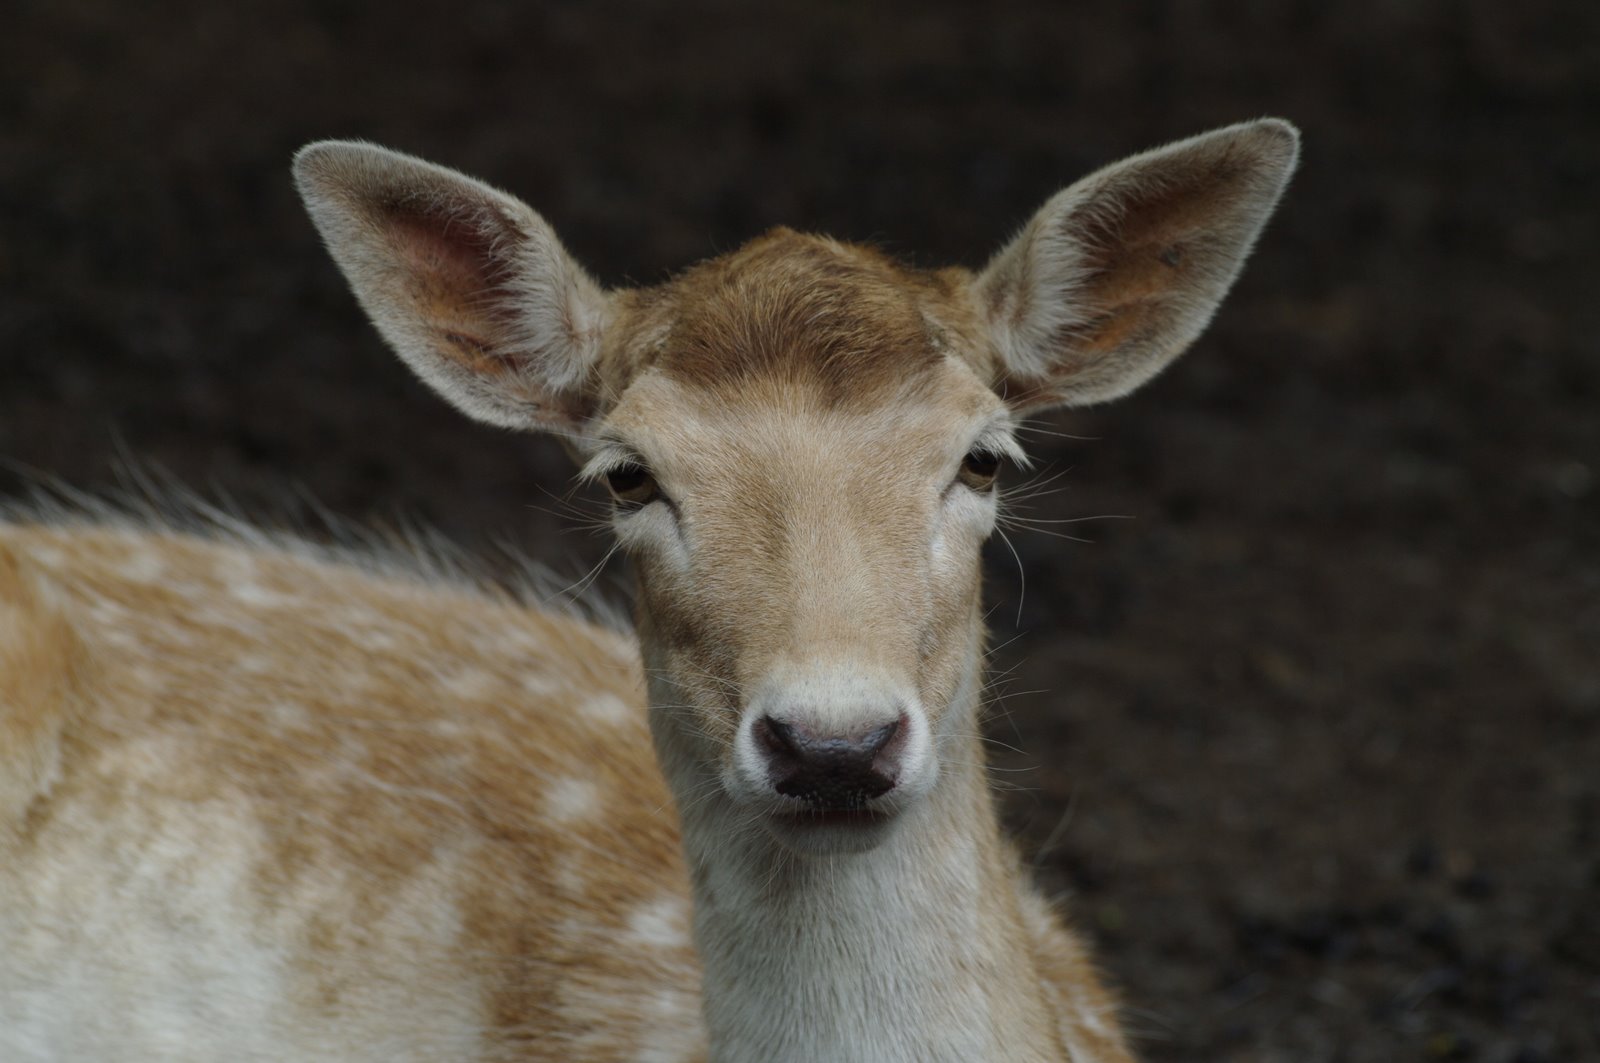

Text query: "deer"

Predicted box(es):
[0, 118, 1298, 1062]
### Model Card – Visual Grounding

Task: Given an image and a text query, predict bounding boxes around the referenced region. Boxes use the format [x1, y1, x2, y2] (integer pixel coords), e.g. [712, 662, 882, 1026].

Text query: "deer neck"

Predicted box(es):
[645, 654, 1067, 1063]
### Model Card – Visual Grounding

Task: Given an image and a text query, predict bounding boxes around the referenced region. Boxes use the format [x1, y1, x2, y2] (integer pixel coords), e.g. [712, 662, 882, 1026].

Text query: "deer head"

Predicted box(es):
[295, 120, 1298, 857]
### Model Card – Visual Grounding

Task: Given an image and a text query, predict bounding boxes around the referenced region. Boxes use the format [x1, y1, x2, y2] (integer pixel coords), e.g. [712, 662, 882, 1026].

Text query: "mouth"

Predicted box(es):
[761, 801, 900, 853]
[774, 806, 892, 829]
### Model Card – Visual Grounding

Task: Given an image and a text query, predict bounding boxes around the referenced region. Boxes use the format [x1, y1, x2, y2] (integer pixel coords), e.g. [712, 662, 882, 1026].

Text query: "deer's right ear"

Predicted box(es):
[294, 141, 608, 435]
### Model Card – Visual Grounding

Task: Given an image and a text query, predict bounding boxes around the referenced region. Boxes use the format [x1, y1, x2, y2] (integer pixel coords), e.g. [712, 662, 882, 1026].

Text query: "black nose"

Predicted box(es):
[753, 714, 904, 810]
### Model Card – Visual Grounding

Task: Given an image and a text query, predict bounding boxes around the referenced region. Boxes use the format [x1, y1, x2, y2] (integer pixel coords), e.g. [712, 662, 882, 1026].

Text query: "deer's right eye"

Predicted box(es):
[605, 462, 659, 510]
[958, 449, 1002, 492]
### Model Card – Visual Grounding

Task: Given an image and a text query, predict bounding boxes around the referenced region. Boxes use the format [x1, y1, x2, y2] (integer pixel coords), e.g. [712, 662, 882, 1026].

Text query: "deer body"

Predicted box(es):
[0, 120, 1297, 1061]
[0, 524, 703, 1061]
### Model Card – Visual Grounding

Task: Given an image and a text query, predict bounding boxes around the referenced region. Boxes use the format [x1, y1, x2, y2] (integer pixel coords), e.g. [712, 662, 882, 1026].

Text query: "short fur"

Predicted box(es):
[2, 119, 1297, 1061]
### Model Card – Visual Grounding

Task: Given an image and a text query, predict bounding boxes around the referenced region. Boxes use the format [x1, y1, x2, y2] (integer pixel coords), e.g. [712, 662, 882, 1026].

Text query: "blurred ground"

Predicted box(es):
[3, 1, 1597, 1059]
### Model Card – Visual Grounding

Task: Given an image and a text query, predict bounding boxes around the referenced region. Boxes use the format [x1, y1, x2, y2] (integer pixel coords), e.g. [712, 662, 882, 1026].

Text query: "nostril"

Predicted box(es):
[754, 716, 800, 759]
[755, 711, 908, 810]
[858, 716, 901, 760]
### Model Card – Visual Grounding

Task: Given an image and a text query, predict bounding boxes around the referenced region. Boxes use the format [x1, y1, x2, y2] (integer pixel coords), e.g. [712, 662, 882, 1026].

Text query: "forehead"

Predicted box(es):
[607, 358, 998, 484]
[615, 229, 967, 410]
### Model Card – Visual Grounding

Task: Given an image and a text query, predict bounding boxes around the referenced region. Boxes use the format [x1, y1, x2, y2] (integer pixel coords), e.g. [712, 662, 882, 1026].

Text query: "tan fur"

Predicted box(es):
[0, 524, 703, 1061]
[619, 229, 946, 402]
[2, 120, 1298, 1061]
[0, 544, 87, 832]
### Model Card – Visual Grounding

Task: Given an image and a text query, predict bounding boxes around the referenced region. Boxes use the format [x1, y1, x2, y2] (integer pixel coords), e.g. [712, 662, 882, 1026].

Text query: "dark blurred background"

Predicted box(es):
[4, 1, 1597, 1059]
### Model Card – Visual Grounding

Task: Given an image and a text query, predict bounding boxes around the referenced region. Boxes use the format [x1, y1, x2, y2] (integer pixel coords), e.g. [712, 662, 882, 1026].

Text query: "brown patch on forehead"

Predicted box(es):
[640, 229, 947, 408]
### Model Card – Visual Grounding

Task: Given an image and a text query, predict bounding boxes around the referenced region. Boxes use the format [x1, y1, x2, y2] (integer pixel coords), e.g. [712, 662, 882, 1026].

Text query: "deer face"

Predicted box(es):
[295, 120, 1298, 854]
[582, 235, 1023, 850]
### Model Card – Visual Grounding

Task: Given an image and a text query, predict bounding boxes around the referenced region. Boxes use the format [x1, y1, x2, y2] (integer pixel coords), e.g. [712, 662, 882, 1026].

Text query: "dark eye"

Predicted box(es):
[959, 449, 1002, 492]
[605, 462, 659, 509]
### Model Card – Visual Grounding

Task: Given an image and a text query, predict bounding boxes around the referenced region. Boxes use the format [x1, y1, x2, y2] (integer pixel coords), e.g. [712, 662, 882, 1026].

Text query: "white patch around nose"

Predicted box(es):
[725, 666, 936, 807]
[753, 669, 907, 734]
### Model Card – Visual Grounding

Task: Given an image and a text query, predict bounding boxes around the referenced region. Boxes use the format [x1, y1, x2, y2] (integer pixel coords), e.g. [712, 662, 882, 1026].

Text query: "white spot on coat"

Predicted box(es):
[544, 776, 601, 824]
[232, 582, 297, 609]
[442, 668, 495, 701]
[581, 693, 632, 727]
[117, 548, 168, 584]
[625, 895, 690, 950]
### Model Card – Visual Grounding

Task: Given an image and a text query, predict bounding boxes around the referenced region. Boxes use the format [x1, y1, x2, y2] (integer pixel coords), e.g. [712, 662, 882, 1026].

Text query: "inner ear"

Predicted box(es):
[384, 203, 528, 376]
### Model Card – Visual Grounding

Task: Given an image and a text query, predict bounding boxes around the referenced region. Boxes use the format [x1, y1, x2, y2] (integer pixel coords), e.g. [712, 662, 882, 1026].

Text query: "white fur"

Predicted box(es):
[657, 669, 1052, 1063]
[0, 788, 488, 1062]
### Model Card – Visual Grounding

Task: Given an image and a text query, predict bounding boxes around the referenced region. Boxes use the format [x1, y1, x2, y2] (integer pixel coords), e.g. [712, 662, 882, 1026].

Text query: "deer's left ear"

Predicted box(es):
[974, 119, 1300, 411]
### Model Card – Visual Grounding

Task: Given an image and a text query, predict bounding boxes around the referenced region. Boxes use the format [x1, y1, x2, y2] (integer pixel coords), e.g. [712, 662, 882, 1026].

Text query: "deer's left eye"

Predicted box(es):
[605, 462, 660, 510]
[958, 449, 1002, 492]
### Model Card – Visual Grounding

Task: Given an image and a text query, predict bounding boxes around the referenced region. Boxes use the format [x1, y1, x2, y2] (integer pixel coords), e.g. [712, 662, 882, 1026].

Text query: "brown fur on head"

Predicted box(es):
[295, 120, 1298, 853]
